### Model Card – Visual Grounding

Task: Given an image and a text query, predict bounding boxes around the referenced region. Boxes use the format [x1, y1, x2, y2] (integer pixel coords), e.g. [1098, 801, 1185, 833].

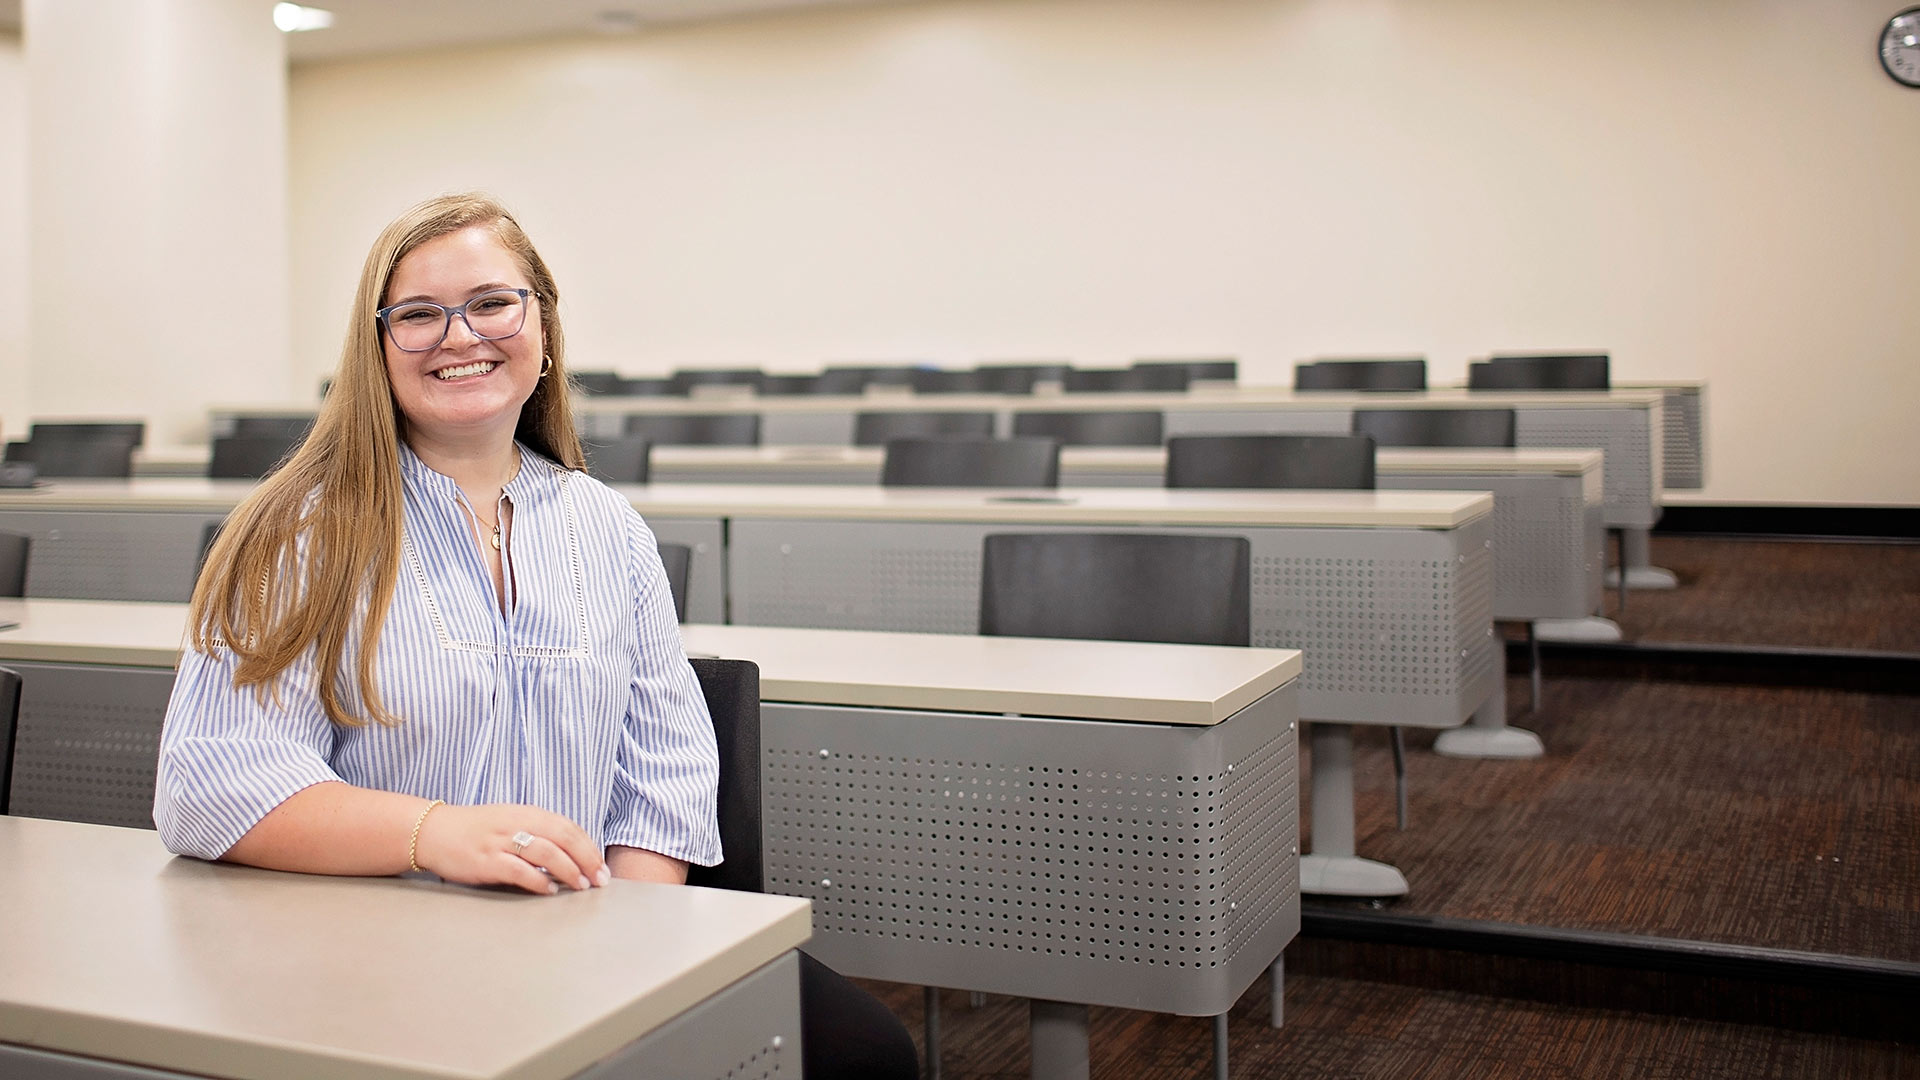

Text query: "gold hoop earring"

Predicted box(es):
[539, 354, 553, 378]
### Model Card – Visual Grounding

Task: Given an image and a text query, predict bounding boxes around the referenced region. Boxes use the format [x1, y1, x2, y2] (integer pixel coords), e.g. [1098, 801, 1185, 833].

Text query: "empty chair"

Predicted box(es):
[0, 665, 19, 813]
[1166, 434, 1377, 490]
[623, 413, 762, 446]
[910, 369, 990, 394]
[1063, 367, 1189, 393]
[1133, 358, 1237, 383]
[1485, 353, 1610, 390]
[1294, 358, 1428, 392]
[819, 365, 919, 394]
[657, 542, 692, 623]
[669, 368, 763, 394]
[881, 437, 1060, 488]
[682, 657, 760, 892]
[853, 411, 997, 446]
[581, 436, 651, 484]
[208, 434, 303, 480]
[975, 363, 1070, 393]
[226, 414, 316, 439]
[1354, 408, 1516, 447]
[16, 439, 136, 478]
[1012, 410, 1163, 446]
[29, 421, 145, 447]
[197, 521, 222, 577]
[980, 532, 1250, 647]
[0, 530, 28, 597]
[757, 374, 820, 396]
[615, 376, 678, 396]
[1466, 362, 1531, 390]
[569, 370, 627, 395]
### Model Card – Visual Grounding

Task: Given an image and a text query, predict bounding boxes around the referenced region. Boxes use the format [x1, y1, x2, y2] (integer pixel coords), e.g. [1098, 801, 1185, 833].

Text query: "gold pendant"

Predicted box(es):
[491, 528, 503, 551]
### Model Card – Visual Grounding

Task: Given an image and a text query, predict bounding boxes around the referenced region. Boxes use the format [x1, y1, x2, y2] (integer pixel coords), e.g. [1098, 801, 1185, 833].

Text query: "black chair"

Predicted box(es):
[1465, 362, 1530, 390]
[1134, 358, 1237, 383]
[2, 442, 28, 463]
[1353, 408, 1516, 447]
[208, 434, 302, 480]
[1011, 410, 1163, 446]
[624, 413, 762, 446]
[1485, 353, 1611, 390]
[16, 439, 136, 478]
[1294, 358, 1427, 392]
[979, 532, 1250, 647]
[682, 657, 761, 894]
[1063, 367, 1189, 393]
[853, 411, 997, 446]
[910, 369, 991, 394]
[975, 363, 1070, 393]
[616, 377, 679, 397]
[29, 422, 145, 447]
[582, 436, 652, 484]
[809, 369, 872, 395]
[570, 371, 628, 396]
[0, 530, 28, 597]
[0, 666, 20, 814]
[669, 368, 763, 395]
[197, 521, 223, 578]
[658, 542, 692, 623]
[819, 365, 920, 394]
[881, 437, 1060, 488]
[227, 414, 316, 439]
[757, 374, 820, 396]
[1165, 434, 1376, 490]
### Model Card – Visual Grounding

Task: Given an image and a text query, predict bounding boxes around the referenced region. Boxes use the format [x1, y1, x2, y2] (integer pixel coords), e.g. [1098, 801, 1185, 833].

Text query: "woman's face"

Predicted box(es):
[381, 225, 544, 449]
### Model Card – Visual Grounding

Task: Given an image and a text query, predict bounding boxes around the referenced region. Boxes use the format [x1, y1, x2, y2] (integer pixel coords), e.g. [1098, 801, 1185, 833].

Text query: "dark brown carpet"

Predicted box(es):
[853, 976, 1920, 1079]
[1318, 675, 1920, 962]
[1607, 537, 1920, 653]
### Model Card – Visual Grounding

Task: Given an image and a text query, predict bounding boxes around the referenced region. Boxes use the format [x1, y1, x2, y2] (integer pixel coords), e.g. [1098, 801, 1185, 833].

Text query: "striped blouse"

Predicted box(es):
[153, 442, 722, 867]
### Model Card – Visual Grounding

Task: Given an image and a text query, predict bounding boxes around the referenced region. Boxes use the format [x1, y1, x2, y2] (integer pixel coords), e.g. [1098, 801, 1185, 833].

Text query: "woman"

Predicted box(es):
[155, 193, 914, 1078]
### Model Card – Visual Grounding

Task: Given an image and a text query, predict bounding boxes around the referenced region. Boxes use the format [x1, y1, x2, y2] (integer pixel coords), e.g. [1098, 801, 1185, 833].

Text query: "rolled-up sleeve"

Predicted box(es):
[153, 642, 342, 860]
[603, 514, 722, 866]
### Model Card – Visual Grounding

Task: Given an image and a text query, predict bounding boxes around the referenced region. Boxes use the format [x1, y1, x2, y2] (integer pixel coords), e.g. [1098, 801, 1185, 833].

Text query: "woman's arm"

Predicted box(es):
[606, 844, 689, 884]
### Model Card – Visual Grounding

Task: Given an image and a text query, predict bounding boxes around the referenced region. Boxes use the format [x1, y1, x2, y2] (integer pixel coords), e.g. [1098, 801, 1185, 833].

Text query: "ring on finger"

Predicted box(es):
[510, 830, 535, 856]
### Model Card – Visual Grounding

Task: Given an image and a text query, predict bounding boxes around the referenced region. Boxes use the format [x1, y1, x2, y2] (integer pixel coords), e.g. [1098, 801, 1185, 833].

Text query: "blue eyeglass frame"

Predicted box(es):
[376, 288, 535, 352]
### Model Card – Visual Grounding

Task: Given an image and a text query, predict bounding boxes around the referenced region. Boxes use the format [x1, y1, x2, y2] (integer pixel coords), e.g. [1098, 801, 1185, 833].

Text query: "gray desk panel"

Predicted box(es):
[0, 510, 223, 603]
[1660, 387, 1705, 490]
[728, 517, 1495, 728]
[1376, 472, 1603, 620]
[642, 516, 727, 623]
[1514, 406, 1660, 529]
[4, 661, 173, 829]
[764, 684, 1300, 1016]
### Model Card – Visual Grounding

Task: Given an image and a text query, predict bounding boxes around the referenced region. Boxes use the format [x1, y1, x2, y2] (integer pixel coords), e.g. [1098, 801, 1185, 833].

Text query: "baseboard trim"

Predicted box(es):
[1506, 638, 1920, 692]
[1655, 505, 1919, 541]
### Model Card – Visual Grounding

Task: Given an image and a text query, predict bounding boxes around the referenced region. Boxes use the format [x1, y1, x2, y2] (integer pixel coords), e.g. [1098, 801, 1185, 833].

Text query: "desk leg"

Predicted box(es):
[1433, 644, 1543, 759]
[1269, 955, 1284, 1028]
[1605, 527, 1679, 590]
[1531, 616, 1623, 643]
[925, 986, 942, 1080]
[1030, 1000, 1090, 1080]
[1299, 723, 1408, 897]
[1213, 1013, 1230, 1080]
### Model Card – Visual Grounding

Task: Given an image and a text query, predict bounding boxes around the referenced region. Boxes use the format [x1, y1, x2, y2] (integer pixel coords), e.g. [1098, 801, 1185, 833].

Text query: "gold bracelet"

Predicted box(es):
[408, 799, 446, 873]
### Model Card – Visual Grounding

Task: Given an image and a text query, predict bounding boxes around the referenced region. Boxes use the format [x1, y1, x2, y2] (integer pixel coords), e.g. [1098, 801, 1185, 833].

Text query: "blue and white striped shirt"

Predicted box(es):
[153, 442, 721, 866]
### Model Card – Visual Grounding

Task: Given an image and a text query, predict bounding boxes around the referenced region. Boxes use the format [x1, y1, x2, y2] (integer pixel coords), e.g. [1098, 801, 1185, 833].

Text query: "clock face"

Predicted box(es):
[1884, 7, 1920, 86]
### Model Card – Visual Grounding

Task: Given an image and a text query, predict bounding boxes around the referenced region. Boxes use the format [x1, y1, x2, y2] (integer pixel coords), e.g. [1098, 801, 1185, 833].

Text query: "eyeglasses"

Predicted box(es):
[376, 288, 534, 353]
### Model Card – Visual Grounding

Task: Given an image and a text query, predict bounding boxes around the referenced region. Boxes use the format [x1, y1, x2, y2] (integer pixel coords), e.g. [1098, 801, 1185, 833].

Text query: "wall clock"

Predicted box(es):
[1883, 8, 1920, 86]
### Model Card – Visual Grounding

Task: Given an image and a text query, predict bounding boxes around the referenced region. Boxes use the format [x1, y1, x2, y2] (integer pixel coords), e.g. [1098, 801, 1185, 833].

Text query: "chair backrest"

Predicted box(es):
[1466, 361, 1528, 390]
[1011, 410, 1163, 446]
[657, 541, 692, 623]
[208, 434, 303, 480]
[0, 530, 28, 597]
[910, 368, 990, 394]
[669, 368, 763, 394]
[227, 414, 317, 439]
[1487, 353, 1611, 390]
[20, 439, 136, 478]
[980, 533, 1251, 646]
[198, 521, 223, 577]
[853, 411, 997, 446]
[570, 370, 627, 395]
[1353, 408, 1517, 447]
[1134, 358, 1237, 383]
[1165, 434, 1376, 490]
[1063, 367, 1189, 393]
[756, 374, 820, 396]
[880, 437, 1060, 488]
[29, 421, 146, 448]
[0, 666, 19, 814]
[1294, 358, 1427, 392]
[2, 441, 28, 463]
[582, 436, 652, 484]
[623, 413, 762, 446]
[683, 657, 762, 894]
[976, 363, 1070, 393]
[616, 376, 679, 397]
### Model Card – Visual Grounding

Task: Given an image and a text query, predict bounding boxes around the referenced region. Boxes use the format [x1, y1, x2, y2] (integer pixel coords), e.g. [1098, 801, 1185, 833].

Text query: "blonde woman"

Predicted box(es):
[155, 193, 914, 1078]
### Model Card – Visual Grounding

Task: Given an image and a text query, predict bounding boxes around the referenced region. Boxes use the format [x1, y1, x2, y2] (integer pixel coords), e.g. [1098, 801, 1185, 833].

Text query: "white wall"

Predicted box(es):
[281, 0, 1913, 505]
[0, 33, 26, 439]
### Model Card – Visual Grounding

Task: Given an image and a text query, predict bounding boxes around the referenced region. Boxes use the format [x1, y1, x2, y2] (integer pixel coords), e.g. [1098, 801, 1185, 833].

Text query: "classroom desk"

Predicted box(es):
[0, 815, 811, 1080]
[0, 602, 1303, 1078]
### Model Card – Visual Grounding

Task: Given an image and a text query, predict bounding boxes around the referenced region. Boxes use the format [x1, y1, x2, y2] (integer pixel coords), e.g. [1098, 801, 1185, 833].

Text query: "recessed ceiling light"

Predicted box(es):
[272, 3, 334, 33]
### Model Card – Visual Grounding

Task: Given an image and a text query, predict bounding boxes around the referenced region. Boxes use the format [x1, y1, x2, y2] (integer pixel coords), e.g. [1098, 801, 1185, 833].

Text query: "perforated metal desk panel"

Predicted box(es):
[0, 817, 809, 1080]
[638, 484, 1497, 730]
[647, 445, 1605, 622]
[1617, 380, 1706, 490]
[682, 624, 1304, 1015]
[0, 479, 727, 619]
[578, 386, 1663, 529]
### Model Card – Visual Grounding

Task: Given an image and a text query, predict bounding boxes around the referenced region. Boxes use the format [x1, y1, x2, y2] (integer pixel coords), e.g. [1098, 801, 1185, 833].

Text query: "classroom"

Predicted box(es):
[0, 2, 1915, 1078]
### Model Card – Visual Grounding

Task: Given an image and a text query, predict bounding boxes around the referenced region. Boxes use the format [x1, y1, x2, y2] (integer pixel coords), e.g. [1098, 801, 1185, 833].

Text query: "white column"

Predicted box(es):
[25, 0, 289, 448]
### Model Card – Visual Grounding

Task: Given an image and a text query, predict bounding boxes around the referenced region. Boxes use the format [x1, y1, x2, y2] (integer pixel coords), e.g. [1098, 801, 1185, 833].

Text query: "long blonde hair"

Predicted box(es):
[189, 193, 587, 727]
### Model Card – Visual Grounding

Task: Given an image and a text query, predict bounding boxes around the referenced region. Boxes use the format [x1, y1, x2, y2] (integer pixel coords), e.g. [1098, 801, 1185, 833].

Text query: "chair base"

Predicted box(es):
[1531, 616, 1623, 643]
[1434, 725, 1545, 759]
[1604, 566, 1680, 590]
[1300, 854, 1408, 898]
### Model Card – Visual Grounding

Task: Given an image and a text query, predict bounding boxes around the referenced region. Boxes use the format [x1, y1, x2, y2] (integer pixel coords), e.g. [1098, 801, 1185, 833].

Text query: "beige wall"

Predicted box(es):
[0, 33, 25, 439]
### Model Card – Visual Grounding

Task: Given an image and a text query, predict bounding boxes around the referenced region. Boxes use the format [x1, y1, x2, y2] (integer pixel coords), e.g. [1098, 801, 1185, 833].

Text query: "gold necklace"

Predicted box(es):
[461, 498, 503, 551]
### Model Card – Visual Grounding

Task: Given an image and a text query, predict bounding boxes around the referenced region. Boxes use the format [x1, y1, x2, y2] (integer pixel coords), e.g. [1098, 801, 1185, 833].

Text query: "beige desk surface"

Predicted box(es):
[652, 445, 1599, 479]
[574, 386, 1664, 416]
[682, 623, 1301, 726]
[0, 816, 811, 1080]
[0, 602, 1300, 726]
[0, 479, 1493, 529]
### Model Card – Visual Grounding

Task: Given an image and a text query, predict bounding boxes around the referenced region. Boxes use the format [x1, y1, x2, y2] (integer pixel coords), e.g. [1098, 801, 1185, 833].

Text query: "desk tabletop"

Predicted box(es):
[651, 445, 1602, 479]
[571, 386, 1666, 415]
[682, 623, 1301, 726]
[0, 816, 811, 1080]
[0, 479, 1494, 528]
[0, 597, 186, 666]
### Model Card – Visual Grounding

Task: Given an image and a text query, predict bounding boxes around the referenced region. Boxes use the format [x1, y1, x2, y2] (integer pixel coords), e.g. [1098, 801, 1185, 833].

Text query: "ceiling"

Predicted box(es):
[0, 1, 904, 62]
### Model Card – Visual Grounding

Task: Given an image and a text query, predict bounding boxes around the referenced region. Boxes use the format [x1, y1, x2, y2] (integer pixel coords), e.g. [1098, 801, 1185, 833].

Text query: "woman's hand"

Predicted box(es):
[414, 803, 610, 895]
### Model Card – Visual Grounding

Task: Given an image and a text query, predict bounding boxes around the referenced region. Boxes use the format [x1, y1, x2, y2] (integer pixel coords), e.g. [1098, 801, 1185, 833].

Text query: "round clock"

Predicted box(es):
[1883, 7, 1920, 86]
